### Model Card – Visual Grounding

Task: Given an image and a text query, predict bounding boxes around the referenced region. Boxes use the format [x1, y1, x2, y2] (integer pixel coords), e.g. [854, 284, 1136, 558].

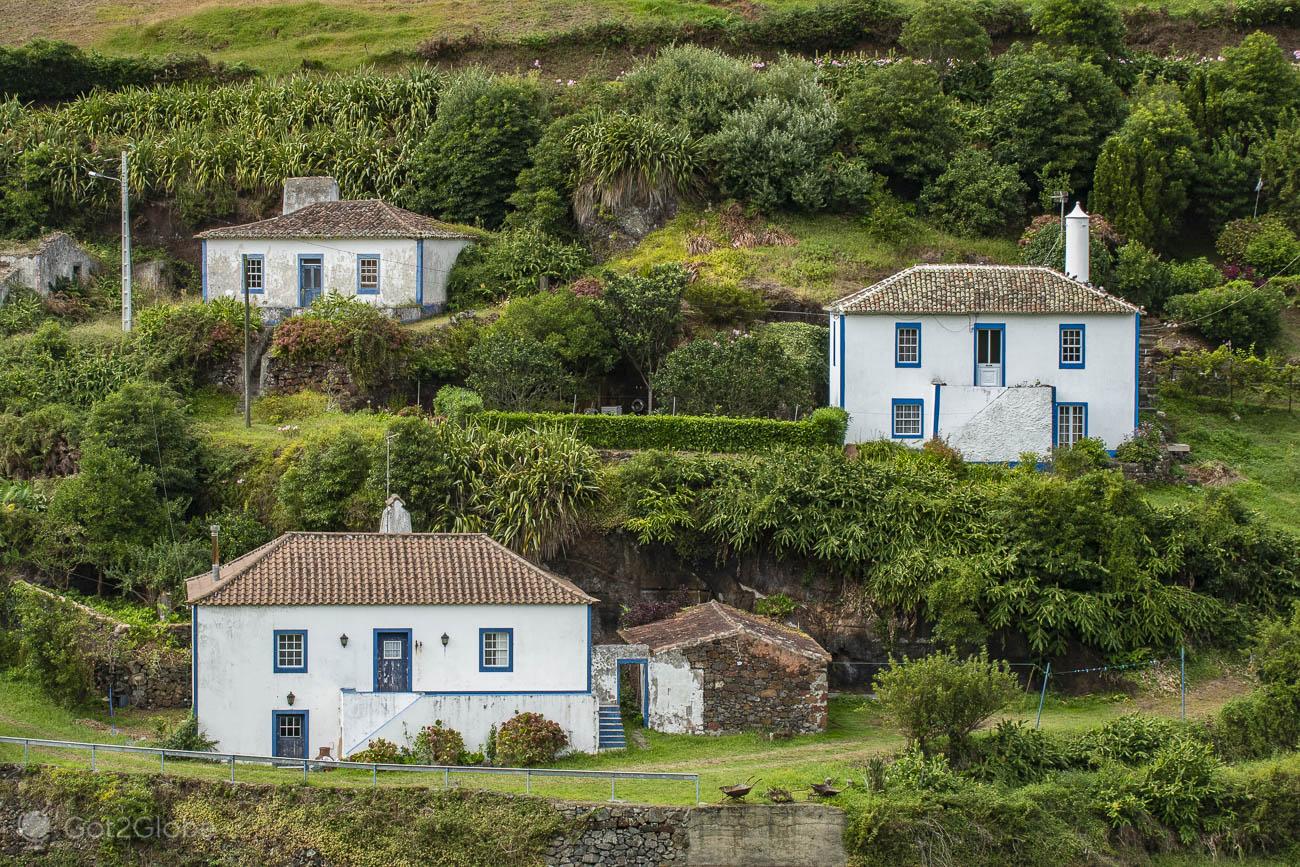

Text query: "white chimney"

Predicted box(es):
[1064, 202, 1090, 284]
[379, 495, 412, 534]
[282, 177, 340, 215]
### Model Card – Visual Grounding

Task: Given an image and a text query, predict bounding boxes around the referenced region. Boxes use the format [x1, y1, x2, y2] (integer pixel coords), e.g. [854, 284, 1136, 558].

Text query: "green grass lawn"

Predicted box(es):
[0, 661, 1251, 806]
[190, 389, 391, 452]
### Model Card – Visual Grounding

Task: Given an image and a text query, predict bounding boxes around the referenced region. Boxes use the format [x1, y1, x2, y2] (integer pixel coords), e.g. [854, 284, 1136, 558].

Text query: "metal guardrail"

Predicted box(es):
[0, 736, 701, 803]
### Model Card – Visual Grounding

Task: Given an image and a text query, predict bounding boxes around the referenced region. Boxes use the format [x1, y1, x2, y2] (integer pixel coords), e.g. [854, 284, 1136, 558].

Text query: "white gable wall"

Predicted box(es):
[195, 602, 591, 758]
[831, 312, 1139, 460]
[202, 237, 468, 312]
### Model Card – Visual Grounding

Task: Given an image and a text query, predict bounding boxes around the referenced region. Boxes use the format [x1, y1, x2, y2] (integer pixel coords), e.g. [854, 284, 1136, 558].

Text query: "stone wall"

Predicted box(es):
[260, 354, 365, 408]
[682, 634, 828, 734]
[547, 804, 689, 866]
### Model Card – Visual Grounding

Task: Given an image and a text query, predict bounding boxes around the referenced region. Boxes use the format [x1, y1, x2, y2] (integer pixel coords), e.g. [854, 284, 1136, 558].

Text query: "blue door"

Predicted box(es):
[273, 711, 307, 758]
[298, 255, 323, 307]
[374, 631, 411, 692]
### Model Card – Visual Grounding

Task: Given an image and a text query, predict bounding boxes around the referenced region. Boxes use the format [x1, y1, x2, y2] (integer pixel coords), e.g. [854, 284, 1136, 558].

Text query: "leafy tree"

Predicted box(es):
[466, 333, 572, 410]
[921, 149, 1026, 237]
[446, 229, 589, 308]
[899, 0, 991, 74]
[404, 70, 547, 228]
[275, 430, 379, 531]
[683, 280, 768, 327]
[1019, 213, 1120, 290]
[486, 288, 616, 383]
[1182, 32, 1300, 140]
[986, 44, 1125, 195]
[1165, 280, 1287, 349]
[873, 650, 1019, 757]
[652, 330, 811, 418]
[1030, 0, 1126, 68]
[1241, 218, 1300, 276]
[1113, 241, 1174, 310]
[1092, 86, 1199, 248]
[1255, 114, 1300, 229]
[621, 45, 756, 138]
[601, 265, 688, 412]
[1192, 133, 1258, 232]
[835, 61, 958, 185]
[83, 380, 204, 505]
[504, 112, 586, 235]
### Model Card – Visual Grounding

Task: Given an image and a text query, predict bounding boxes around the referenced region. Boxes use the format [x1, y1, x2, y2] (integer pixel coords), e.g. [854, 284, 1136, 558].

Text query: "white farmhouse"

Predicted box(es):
[186, 503, 599, 760]
[828, 206, 1140, 462]
[197, 177, 475, 321]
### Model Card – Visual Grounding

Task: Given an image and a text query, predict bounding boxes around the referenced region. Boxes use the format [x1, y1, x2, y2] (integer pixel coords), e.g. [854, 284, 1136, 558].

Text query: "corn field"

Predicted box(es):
[0, 69, 446, 211]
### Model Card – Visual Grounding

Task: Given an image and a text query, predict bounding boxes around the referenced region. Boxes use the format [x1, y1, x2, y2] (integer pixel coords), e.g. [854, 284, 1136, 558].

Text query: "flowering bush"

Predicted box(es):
[496, 712, 567, 766]
[409, 720, 467, 765]
[270, 295, 408, 387]
[350, 737, 402, 764]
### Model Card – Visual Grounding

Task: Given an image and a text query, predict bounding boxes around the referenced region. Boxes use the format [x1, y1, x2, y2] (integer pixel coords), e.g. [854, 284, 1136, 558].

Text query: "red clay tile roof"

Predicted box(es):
[195, 200, 478, 241]
[186, 532, 597, 606]
[620, 601, 829, 661]
[828, 264, 1139, 315]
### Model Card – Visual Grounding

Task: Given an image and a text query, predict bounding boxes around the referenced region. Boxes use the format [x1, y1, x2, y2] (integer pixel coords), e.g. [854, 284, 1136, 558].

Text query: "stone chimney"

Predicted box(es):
[1064, 202, 1090, 284]
[282, 177, 340, 215]
[379, 495, 412, 534]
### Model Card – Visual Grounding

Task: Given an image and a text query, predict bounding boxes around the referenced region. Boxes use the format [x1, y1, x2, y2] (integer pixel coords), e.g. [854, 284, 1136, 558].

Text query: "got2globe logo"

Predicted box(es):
[17, 810, 50, 842]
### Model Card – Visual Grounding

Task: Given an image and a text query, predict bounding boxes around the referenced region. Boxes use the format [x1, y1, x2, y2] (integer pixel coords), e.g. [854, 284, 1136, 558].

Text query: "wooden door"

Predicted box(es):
[375, 631, 411, 692]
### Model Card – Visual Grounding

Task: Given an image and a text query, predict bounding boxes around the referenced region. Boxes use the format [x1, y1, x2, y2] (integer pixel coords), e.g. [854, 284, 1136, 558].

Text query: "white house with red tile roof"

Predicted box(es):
[196, 177, 478, 321]
[827, 207, 1141, 462]
[186, 501, 599, 760]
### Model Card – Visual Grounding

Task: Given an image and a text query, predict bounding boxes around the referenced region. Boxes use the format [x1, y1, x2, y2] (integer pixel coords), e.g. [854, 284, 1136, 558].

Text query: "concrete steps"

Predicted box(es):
[598, 705, 626, 750]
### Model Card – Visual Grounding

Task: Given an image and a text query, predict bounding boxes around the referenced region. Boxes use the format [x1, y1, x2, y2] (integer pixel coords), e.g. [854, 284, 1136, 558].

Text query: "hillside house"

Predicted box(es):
[197, 177, 475, 322]
[186, 499, 600, 760]
[828, 205, 1140, 462]
[0, 232, 97, 304]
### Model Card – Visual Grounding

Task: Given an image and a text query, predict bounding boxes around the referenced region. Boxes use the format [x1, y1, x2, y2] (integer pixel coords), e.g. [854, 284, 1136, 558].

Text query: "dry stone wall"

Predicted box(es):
[683, 634, 828, 734]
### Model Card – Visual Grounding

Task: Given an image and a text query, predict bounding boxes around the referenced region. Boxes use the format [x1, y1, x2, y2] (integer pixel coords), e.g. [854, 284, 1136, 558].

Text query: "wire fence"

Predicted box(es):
[0, 736, 701, 803]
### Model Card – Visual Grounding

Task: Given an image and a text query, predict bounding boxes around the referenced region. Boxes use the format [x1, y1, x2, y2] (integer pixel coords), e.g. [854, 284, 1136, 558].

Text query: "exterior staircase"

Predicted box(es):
[598, 705, 626, 750]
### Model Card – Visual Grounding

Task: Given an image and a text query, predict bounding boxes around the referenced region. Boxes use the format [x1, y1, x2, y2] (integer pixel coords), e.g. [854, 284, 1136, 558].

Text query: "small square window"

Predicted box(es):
[1057, 403, 1087, 448]
[382, 639, 403, 660]
[358, 256, 380, 293]
[480, 629, 512, 671]
[243, 255, 264, 294]
[1059, 325, 1084, 368]
[895, 324, 920, 367]
[892, 400, 923, 439]
[278, 715, 302, 738]
[274, 631, 307, 672]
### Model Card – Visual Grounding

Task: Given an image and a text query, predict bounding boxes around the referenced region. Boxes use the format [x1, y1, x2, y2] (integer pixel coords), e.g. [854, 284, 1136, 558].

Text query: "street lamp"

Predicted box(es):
[87, 150, 132, 333]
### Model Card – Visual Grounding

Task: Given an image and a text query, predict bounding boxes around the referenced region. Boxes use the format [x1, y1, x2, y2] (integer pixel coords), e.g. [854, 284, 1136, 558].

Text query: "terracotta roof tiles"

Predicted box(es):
[195, 200, 478, 241]
[186, 532, 596, 606]
[828, 264, 1139, 315]
[620, 601, 829, 662]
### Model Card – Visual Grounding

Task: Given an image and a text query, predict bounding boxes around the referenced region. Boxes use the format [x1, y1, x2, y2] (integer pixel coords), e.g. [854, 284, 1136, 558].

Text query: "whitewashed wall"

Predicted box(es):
[202, 237, 469, 311]
[647, 652, 704, 734]
[830, 312, 1138, 460]
[194, 603, 591, 757]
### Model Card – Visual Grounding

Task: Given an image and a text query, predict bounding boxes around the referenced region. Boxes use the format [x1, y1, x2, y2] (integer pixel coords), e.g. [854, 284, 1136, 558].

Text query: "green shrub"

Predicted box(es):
[1030, 0, 1126, 68]
[153, 714, 217, 752]
[1114, 423, 1164, 471]
[1165, 279, 1287, 349]
[652, 330, 814, 418]
[0, 286, 45, 336]
[683, 281, 768, 327]
[350, 738, 403, 764]
[1076, 713, 1184, 766]
[275, 429, 380, 531]
[921, 148, 1026, 237]
[466, 332, 572, 411]
[486, 287, 616, 382]
[446, 229, 588, 307]
[495, 712, 567, 766]
[882, 747, 964, 792]
[7, 581, 97, 705]
[0, 39, 241, 103]
[270, 294, 407, 388]
[432, 386, 483, 422]
[1140, 736, 1230, 844]
[754, 593, 798, 619]
[409, 721, 467, 765]
[1050, 436, 1111, 478]
[135, 298, 260, 388]
[0, 402, 81, 478]
[873, 650, 1020, 757]
[973, 721, 1071, 784]
[477, 407, 848, 452]
[1020, 214, 1121, 291]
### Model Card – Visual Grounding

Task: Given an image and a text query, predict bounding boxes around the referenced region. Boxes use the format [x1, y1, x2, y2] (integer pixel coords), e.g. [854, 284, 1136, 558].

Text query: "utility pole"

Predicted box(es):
[88, 150, 132, 332]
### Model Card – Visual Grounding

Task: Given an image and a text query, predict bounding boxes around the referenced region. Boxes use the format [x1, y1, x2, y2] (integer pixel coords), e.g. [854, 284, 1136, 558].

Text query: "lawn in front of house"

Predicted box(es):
[0, 662, 1253, 806]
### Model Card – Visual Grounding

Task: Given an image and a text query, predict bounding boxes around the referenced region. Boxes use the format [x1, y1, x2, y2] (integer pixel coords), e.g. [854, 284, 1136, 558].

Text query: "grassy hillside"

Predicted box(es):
[0, 0, 1275, 73]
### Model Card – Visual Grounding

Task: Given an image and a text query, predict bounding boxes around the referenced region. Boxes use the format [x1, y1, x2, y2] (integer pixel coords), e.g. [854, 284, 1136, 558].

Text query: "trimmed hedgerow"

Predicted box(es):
[475, 406, 847, 452]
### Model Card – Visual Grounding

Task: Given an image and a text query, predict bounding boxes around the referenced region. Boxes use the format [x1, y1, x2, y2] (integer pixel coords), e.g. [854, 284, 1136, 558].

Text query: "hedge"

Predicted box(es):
[475, 406, 848, 452]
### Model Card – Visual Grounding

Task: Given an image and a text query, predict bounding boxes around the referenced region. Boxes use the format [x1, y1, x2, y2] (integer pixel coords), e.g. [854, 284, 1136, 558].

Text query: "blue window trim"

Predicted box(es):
[372, 628, 414, 692]
[272, 629, 308, 673]
[838, 315, 846, 409]
[585, 605, 592, 694]
[1058, 323, 1085, 369]
[891, 398, 924, 440]
[415, 240, 425, 306]
[616, 658, 650, 727]
[356, 253, 380, 295]
[894, 322, 922, 368]
[932, 383, 942, 438]
[241, 253, 265, 296]
[271, 709, 310, 759]
[972, 323, 1007, 387]
[479, 627, 515, 673]
[1133, 313, 1141, 430]
[1054, 401, 1089, 448]
[200, 241, 208, 302]
[297, 253, 323, 308]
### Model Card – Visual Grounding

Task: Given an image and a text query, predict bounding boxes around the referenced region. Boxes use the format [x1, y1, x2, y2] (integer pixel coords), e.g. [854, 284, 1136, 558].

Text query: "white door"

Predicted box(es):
[975, 327, 1004, 387]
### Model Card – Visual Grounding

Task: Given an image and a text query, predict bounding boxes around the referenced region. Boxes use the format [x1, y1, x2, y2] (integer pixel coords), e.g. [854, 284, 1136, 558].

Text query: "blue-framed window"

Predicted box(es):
[241, 254, 265, 295]
[1056, 402, 1088, 448]
[356, 254, 380, 295]
[272, 630, 308, 673]
[479, 628, 514, 672]
[895, 322, 921, 367]
[1059, 324, 1085, 369]
[891, 398, 924, 439]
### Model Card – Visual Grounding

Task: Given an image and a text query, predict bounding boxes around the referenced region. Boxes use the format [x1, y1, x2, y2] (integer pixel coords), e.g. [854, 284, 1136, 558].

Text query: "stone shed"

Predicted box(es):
[619, 601, 830, 736]
[0, 232, 97, 304]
